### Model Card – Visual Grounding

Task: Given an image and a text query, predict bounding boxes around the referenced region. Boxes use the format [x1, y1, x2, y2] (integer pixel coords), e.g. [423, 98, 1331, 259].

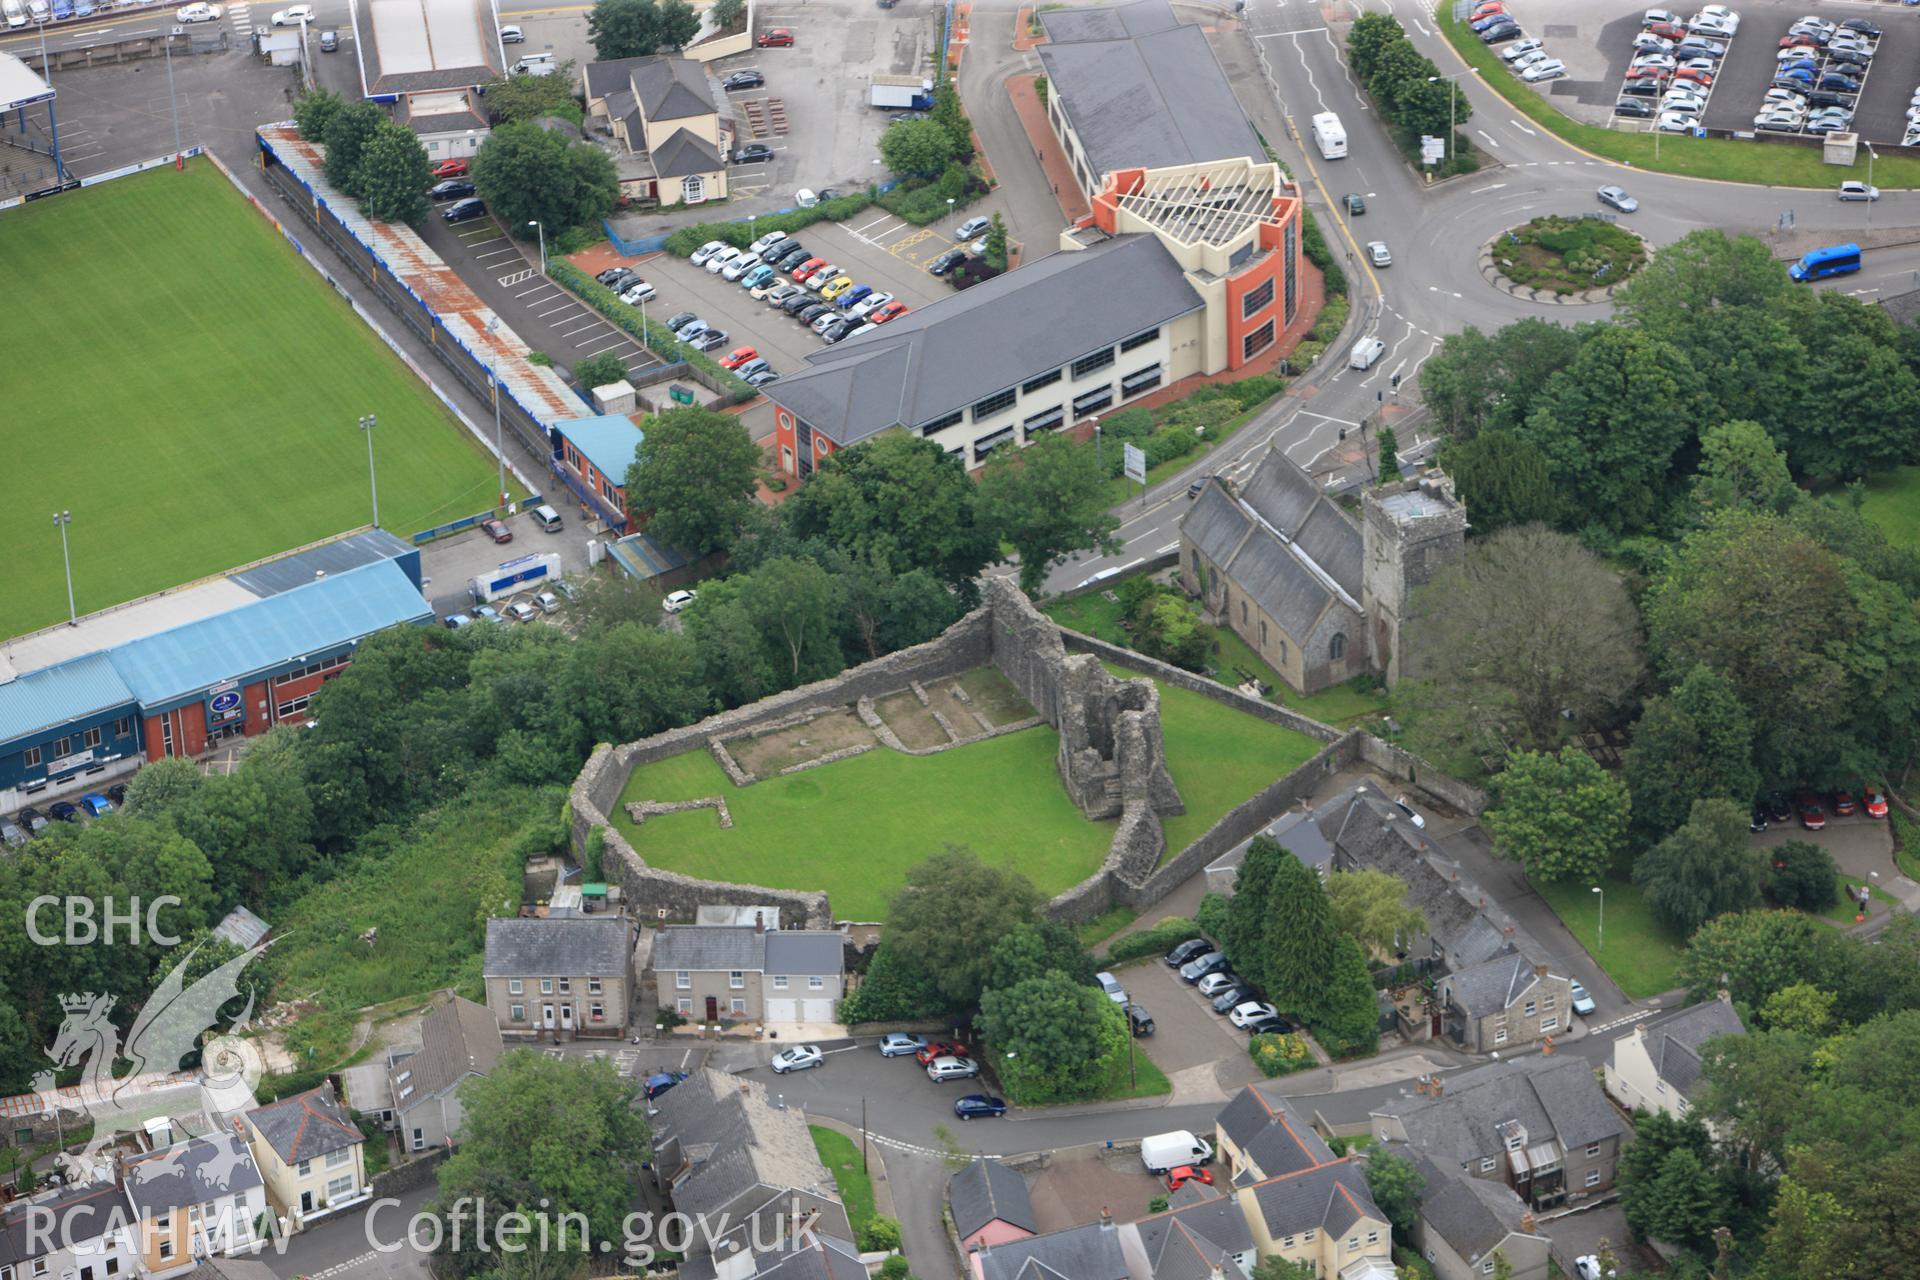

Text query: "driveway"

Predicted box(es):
[1538, 1199, 1654, 1280]
[1027, 1151, 1168, 1233]
[1126, 960, 1264, 1093]
[416, 505, 600, 619]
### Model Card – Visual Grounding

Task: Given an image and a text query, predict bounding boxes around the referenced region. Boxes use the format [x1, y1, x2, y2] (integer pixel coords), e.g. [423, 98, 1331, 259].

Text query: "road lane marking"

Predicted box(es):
[1509, 117, 1537, 135]
[1476, 129, 1500, 147]
[1469, 182, 1506, 194]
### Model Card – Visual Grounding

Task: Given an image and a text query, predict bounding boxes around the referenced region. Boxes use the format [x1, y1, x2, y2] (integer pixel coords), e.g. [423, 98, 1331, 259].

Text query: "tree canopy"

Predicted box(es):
[471, 121, 620, 239]
[975, 434, 1122, 595]
[625, 405, 762, 555]
[1483, 746, 1629, 885]
[587, 0, 699, 58]
[1631, 797, 1765, 936]
[885, 848, 1044, 1008]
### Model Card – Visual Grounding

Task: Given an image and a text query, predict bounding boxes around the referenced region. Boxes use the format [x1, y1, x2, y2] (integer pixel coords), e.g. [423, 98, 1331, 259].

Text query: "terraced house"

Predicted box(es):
[483, 916, 635, 1040]
[651, 922, 844, 1026]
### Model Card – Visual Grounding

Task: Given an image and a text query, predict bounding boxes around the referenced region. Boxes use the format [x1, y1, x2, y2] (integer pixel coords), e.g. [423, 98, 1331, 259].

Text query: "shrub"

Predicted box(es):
[660, 189, 876, 257]
[1301, 211, 1347, 297]
[1249, 1032, 1315, 1077]
[1196, 892, 1229, 939]
[838, 942, 949, 1023]
[1309, 294, 1350, 345]
[549, 260, 754, 402]
[860, 1218, 903, 1252]
[1105, 916, 1202, 963]
[880, 1258, 911, 1280]
[1035, 76, 1048, 105]
[1147, 1195, 1170, 1214]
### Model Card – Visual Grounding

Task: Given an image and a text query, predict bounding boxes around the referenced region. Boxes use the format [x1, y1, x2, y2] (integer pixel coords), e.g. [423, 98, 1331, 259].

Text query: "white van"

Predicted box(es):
[532, 503, 563, 532]
[512, 52, 556, 75]
[3, 0, 28, 29]
[1348, 336, 1387, 371]
[1140, 1130, 1214, 1174]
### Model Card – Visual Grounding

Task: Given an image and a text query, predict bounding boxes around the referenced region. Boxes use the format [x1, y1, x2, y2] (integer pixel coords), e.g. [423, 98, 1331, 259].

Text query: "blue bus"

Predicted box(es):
[1789, 243, 1862, 282]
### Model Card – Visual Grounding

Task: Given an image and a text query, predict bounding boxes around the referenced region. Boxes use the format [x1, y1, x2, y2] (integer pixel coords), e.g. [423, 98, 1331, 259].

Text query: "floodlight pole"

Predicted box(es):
[53, 511, 76, 626]
[163, 33, 183, 161]
[358, 414, 380, 527]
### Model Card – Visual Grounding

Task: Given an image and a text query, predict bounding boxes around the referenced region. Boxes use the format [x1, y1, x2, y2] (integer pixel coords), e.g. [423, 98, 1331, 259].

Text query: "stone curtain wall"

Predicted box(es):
[1058, 631, 1345, 744]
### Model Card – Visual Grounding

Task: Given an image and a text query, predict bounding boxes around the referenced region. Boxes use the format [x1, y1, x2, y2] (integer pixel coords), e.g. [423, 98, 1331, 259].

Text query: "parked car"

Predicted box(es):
[954, 1094, 1007, 1120]
[770, 243, 813, 270]
[79, 793, 113, 818]
[749, 229, 788, 255]
[1751, 804, 1770, 833]
[926, 1056, 980, 1082]
[663, 589, 697, 613]
[869, 301, 909, 323]
[479, 517, 512, 543]
[431, 158, 470, 180]
[705, 247, 744, 275]
[1831, 788, 1857, 816]
[665, 310, 699, 332]
[1244, 1013, 1293, 1036]
[879, 1033, 927, 1058]
[689, 240, 731, 267]
[765, 284, 805, 307]
[443, 612, 472, 629]
[1095, 972, 1127, 1004]
[929, 248, 967, 275]
[504, 600, 538, 623]
[771, 1045, 823, 1074]
[955, 215, 992, 241]
[819, 318, 855, 342]
[721, 252, 763, 281]
[1838, 181, 1879, 202]
[1210, 986, 1254, 1014]
[795, 302, 833, 325]
[442, 197, 487, 223]
[106, 783, 128, 806]
[749, 274, 787, 299]
[1180, 952, 1228, 982]
[1796, 789, 1827, 830]
[49, 802, 80, 824]
[599, 265, 639, 292]
[1165, 938, 1212, 967]
[1165, 1165, 1213, 1191]
[737, 358, 773, 378]
[1570, 980, 1596, 1016]
[18, 808, 48, 834]
[849, 292, 895, 321]
[498, 22, 523, 41]
[734, 143, 775, 165]
[1469, 11, 1509, 30]
[1840, 17, 1881, 37]
[430, 178, 476, 200]
[746, 368, 782, 387]
[718, 345, 760, 369]
[620, 279, 656, 304]
[1196, 970, 1239, 997]
[1480, 20, 1521, 42]
[690, 329, 729, 352]
[790, 257, 830, 282]
[1575, 1256, 1617, 1280]
[1520, 58, 1566, 81]
[1125, 1003, 1155, 1036]
[1620, 79, 1665, 97]
[756, 26, 794, 45]
[724, 69, 766, 90]
[472, 605, 503, 623]
[782, 293, 821, 316]
[818, 275, 856, 300]
[1631, 33, 1672, 54]
[533, 591, 561, 614]
[0, 818, 25, 850]
[1229, 1001, 1278, 1028]
[916, 1040, 969, 1065]
[835, 283, 875, 310]
[644, 1071, 688, 1100]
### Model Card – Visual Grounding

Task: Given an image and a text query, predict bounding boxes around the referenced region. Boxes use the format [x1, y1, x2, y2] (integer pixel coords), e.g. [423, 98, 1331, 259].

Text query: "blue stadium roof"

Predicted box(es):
[558, 415, 645, 485]
[0, 652, 136, 749]
[112, 560, 432, 708]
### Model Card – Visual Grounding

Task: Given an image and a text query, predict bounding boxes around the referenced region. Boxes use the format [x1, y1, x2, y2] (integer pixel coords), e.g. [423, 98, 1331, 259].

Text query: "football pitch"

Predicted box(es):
[0, 158, 510, 640]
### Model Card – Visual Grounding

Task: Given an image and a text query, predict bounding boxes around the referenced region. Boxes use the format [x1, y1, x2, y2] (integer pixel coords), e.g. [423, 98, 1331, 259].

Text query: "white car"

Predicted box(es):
[705, 246, 743, 275]
[1838, 181, 1880, 202]
[1501, 37, 1544, 61]
[1689, 14, 1733, 36]
[1511, 48, 1552, 69]
[1197, 971, 1239, 997]
[504, 600, 538, 622]
[771, 1045, 823, 1074]
[749, 275, 787, 299]
[749, 229, 788, 256]
[620, 279, 655, 304]
[1777, 46, 1821, 63]
[663, 588, 697, 613]
[1229, 1001, 1279, 1029]
[1662, 90, 1706, 108]
[1658, 111, 1699, 132]
[1677, 57, 1716, 73]
[849, 291, 894, 320]
[1764, 87, 1806, 105]
[174, 2, 221, 19]
[1366, 240, 1392, 266]
[1573, 1256, 1616, 1280]
[1630, 54, 1676, 71]
[1644, 6, 1680, 24]
[688, 239, 730, 267]
[1570, 980, 1596, 1016]
[1631, 34, 1672, 54]
[1097, 972, 1128, 1003]
[721, 252, 762, 281]
[1693, 3, 1737, 31]
[269, 4, 311, 23]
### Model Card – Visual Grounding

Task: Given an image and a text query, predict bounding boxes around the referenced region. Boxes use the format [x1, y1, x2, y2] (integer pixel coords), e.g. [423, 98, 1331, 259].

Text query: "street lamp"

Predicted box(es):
[1865, 141, 1878, 233]
[486, 316, 507, 511]
[358, 414, 380, 527]
[52, 511, 76, 626]
[528, 219, 547, 273]
[1591, 885, 1604, 952]
[1091, 416, 1102, 472]
[1427, 71, 1471, 165]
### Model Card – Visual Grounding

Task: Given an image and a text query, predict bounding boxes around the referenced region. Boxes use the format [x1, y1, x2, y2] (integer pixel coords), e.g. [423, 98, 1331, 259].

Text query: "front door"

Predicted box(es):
[560, 1004, 574, 1032]
[299, 1190, 315, 1214]
[705, 995, 719, 1023]
[542, 1004, 555, 1029]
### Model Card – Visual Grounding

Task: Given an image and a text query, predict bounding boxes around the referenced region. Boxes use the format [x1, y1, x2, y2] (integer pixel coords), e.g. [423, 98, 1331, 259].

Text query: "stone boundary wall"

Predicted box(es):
[370, 1148, 449, 1198]
[1058, 632, 1345, 744]
[626, 797, 733, 828]
[777, 743, 874, 776]
[1355, 734, 1486, 815]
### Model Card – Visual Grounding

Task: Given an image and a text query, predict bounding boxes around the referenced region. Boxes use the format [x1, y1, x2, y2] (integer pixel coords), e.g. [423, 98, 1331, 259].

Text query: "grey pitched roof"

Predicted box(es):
[245, 1082, 365, 1165]
[651, 127, 724, 178]
[656, 1070, 849, 1244]
[585, 54, 669, 101]
[1135, 1197, 1252, 1280]
[212, 905, 271, 950]
[1412, 1156, 1540, 1267]
[766, 234, 1203, 447]
[1642, 997, 1745, 1099]
[1041, 0, 1182, 42]
[1216, 1082, 1333, 1179]
[1209, 808, 1339, 876]
[124, 1133, 264, 1217]
[1372, 1058, 1623, 1168]
[975, 1221, 1135, 1280]
[764, 933, 842, 977]
[628, 56, 714, 120]
[1182, 449, 1363, 642]
[0, 1183, 130, 1266]
[655, 926, 767, 973]
[739, 1234, 869, 1280]
[1246, 1160, 1380, 1240]
[484, 916, 630, 977]
[1036, 1, 1264, 182]
[1443, 953, 1544, 1019]
[949, 1159, 1036, 1239]
[391, 994, 503, 1112]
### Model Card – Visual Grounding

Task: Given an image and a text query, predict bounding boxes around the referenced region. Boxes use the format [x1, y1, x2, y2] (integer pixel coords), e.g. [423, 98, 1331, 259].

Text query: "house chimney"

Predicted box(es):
[1534, 963, 1548, 978]
[1431, 1078, 1444, 1099]
[1101, 1207, 1113, 1227]
[755, 911, 766, 934]
[1520, 1212, 1536, 1234]
[1503, 925, 1513, 938]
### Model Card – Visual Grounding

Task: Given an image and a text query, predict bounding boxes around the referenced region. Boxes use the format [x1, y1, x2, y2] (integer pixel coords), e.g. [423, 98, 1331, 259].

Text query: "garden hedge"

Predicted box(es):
[549, 260, 755, 403]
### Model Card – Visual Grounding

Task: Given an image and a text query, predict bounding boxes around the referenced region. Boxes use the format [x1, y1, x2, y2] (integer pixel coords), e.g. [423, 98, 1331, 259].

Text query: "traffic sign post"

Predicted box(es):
[1123, 442, 1147, 507]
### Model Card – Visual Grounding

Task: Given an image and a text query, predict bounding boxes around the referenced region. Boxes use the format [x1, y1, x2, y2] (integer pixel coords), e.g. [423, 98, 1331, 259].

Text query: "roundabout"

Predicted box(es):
[1480, 214, 1650, 306]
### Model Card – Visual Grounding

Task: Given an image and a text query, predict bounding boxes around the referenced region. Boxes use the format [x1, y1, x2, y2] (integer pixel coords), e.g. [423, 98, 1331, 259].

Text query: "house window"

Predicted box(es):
[298, 1160, 312, 1177]
[773, 975, 789, 990]
[1481, 1263, 1494, 1276]
[1677, 1097, 1690, 1112]
[1655, 1082, 1667, 1095]
[155, 1245, 172, 1264]
[808, 976, 824, 990]
[22, 747, 39, 768]
[920, 409, 964, 436]
[1543, 994, 1556, 1010]
[540, 979, 554, 994]
[729, 971, 745, 989]
[1072, 386, 1113, 416]
[1022, 368, 1063, 395]
[1542, 1016, 1559, 1033]
[1023, 406, 1065, 436]
[1121, 327, 1159, 353]
[1480, 1158, 1496, 1173]
[1330, 633, 1348, 660]
[82, 727, 101, 749]
[326, 1148, 350, 1169]
[972, 388, 1017, 422]
[1347, 1238, 1359, 1251]
[1367, 1231, 1378, 1245]
[326, 1174, 356, 1200]
[1282, 1236, 1294, 1249]
[590, 1004, 605, 1022]
[1506, 1135, 1523, 1152]
[730, 998, 746, 1014]
[1524, 1001, 1536, 1018]
[1585, 1169, 1602, 1188]
[1242, 278, 1275, 317]
[107, 1263, 119, 1277]
[973, 426, 1016, 460]
[1071, 347, 1115, 378]
[682, 174, 704, 203]
[1259, 620, 1268, 646]
[1240, 600, 1249, 625]
[411, 1128, 425, 1153]
[558, 978, 571, 994]
[1120, 364, 1162, 398]
[676, 971, 691, 989]
[1243, 319, 1276, 360]
[1586, 1144, 1601, 1158]
[510, 1004, 525, 1022]
[589, 977, 602, 995]
[1302, 1231, 1315, 1243]
[161, 717, 173, 756]
[677, 998, 692, 1013]
[52, 737, 70, 759]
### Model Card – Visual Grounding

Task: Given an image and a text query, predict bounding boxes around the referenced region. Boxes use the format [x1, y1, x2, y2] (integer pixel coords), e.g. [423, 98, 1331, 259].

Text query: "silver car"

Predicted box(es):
[1597, 184, 1638, 213]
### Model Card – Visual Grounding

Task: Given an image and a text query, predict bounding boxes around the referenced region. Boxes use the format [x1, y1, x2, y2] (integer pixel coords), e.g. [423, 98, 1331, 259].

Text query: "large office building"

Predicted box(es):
[0, 531, 432, 814]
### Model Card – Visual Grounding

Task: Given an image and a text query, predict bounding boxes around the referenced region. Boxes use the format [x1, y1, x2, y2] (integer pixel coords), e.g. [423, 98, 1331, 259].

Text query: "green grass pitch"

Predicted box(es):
[0, 158, 510, 640]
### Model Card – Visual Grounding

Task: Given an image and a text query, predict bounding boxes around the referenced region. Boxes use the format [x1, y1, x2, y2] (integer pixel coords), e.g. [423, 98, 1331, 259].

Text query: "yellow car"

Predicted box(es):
[818, 275, 856, 300]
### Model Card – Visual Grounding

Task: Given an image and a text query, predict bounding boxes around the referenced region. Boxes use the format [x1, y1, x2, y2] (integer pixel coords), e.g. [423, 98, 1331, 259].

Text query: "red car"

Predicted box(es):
[791, 257, 828, 282]
[718, 345, 760, 370]
[432, 158, 469, 179]
[1470, 1, 1504, 16]
[916, 1040, 968, 1065]
[757, 26, 794, 46]
[1831, 789, 1856, 816]
[1673, 67, 1713, 85]
[1166, 1166, 1214, 1192]
[868, 300, 909, 323]
[1863, 787, 1890, 819]
[1796, 790, 1826, 831]
[1646, 20, 1685, 38]
[481, 517, 513, 543]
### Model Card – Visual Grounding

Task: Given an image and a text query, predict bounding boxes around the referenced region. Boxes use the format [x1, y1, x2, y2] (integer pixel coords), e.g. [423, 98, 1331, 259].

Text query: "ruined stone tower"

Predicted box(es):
[1360, 470, 1468, 686]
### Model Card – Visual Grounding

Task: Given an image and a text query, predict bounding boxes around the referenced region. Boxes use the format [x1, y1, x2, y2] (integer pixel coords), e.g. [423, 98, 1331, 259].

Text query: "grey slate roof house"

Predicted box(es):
[652, 1069, 855, 1280]
[1409, 1155, 1551, 1280]
[483, 916, 635, 1039]
[0, 1182, 139, 1280]
[1370, 1058, 1624, 1211]
[1436, 954, 1573, 1055]
[1603, 995, 1745, 1128]
[972, 1219, 1141, 1280]
[1036, 0, 1265, 202]
[386, 994, 504, 1152]
[948, 1158, 1037, 1249]
[1205, 806, 1340, 895]
[121, 1133, 269, 1275]
[581, 54, 729, 205]
[1215, 1080, 1338, 1184]
[653, 925, 845, 1025]
[239, 1083, 369, 1229]
[1133, 1197, 1254, 1280]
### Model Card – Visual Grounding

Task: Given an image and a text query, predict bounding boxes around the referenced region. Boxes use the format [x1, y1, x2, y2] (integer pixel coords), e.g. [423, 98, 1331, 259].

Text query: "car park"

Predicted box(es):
[771, 1044, 823, 1074]
[705, 247, 743, 275]
[926, 1055, 980, 1082]
[442, 198, 487, 223]
[724, 69, 766, 90]
[954, 1094, 1007, 1119]
[504, 600, 538, 623]
[721, 252, 762, 281]
[879, 1032, 927, 1057]
[756, 26, 793, 45]
[734, 143, 775, 164]
[690, 241, 730, 267]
